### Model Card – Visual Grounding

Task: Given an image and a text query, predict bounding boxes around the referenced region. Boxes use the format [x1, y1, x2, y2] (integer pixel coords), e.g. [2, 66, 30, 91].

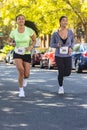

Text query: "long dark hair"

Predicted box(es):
[25, 20, 39, 36]
[59, 16, 67, 23]
[15, 14, 25, 21]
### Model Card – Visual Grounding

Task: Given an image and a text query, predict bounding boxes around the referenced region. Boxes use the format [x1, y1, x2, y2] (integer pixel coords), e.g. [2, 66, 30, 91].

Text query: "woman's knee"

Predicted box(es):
[64, 70, 71, 76]
[23, 62, 30, 78]
[24, 73, 29, 78]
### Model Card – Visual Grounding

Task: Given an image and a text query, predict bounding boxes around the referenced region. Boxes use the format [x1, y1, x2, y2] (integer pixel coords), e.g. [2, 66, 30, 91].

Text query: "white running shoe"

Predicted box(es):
[23, 79, 27, 87]
[58, 86, 64, 94]
[19, 89, 25, 97]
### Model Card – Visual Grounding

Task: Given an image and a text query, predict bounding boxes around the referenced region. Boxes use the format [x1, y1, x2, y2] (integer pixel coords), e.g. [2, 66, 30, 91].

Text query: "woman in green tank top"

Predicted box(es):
[8, 14, 36, 97]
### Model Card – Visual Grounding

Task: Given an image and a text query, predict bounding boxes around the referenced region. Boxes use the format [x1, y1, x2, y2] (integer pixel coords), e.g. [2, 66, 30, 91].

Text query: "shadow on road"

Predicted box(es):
[0, 63, 87, 130]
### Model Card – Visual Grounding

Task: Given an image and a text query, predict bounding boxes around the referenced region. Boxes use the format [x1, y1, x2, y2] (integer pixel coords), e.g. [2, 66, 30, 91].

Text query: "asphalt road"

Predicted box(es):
[0, 62, 87, 130]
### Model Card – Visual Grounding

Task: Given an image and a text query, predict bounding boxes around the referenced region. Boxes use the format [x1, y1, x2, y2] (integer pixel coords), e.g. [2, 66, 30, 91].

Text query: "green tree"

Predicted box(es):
[0, 0, 87, 42]
[64, 0, 87, 42]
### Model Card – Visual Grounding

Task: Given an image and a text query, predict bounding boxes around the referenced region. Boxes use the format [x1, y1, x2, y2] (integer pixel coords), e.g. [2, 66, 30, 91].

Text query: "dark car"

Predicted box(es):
[40, 47, 57, 69]
[4, 50, 14, 64]
[72, 43, 87, 73]
[31, 49, 42, 67]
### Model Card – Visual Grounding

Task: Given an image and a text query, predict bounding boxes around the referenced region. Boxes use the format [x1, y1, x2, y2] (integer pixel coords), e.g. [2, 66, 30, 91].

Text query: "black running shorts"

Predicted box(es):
[13, 52, 31, 63]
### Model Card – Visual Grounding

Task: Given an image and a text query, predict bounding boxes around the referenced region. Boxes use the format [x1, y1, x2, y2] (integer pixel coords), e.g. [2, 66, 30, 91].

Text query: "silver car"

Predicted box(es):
[5, 50, 14, 64]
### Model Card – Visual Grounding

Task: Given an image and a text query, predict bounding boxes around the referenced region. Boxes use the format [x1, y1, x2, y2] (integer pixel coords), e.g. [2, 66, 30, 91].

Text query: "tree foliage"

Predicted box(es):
[0, 0, 87, 41]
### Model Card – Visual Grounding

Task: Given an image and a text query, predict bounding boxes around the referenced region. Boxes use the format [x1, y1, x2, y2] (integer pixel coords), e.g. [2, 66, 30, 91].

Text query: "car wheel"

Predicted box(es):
[31, 60, 35, 67]
[48, 60, 52, 69]
[8, 57, 11, 64]
[9, 57, 13, 64]
[4, 58, 8, 63]
[75, 60, 82, 73]
[40, 60, 44, 68]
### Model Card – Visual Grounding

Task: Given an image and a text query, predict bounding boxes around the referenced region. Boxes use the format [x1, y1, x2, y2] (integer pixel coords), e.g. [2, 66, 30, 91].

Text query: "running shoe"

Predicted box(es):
[19, 89, 25, 97]
[58, 86, 64, 94]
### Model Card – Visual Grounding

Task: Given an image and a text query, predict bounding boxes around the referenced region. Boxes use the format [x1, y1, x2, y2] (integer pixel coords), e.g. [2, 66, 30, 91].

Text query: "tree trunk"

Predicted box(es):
[84, 24, 87, 43]
[85, 25, 87, 43]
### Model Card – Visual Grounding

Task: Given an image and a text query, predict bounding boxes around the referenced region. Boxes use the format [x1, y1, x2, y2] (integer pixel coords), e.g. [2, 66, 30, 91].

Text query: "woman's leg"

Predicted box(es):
[22, 62, 31, 87]
[55, 56, 64, 86]
[23, 62, 31, 78]
[22, 54, 31, 87]
[64, 57, 72, 77]
[55, 56, 65, 94]
[15, 59, 24, 87]
[15, 58, 25, 97]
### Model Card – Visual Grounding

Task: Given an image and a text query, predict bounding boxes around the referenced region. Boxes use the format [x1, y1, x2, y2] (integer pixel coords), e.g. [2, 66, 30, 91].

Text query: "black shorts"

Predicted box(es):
[13, 52, 31, 63]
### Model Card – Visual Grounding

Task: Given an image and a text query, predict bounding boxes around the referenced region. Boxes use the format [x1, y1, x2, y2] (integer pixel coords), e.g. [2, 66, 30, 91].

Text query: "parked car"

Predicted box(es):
[31, 49, 42, 67]
[4, 50, 14, 64]
[72, 43, 87, 73]
[40, 47, 57, 69]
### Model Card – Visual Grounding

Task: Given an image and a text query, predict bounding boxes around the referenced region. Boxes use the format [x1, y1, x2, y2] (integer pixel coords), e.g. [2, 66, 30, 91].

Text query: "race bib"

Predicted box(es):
[15, 47, 25, 55]
[60, 46, 68, 54]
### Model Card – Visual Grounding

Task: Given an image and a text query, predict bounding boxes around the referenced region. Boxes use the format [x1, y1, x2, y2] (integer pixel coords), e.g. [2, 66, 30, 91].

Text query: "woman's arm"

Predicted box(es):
[31, 33, 36, 48]
[25, 33, 36, 51]
[50, 32, 60, 48]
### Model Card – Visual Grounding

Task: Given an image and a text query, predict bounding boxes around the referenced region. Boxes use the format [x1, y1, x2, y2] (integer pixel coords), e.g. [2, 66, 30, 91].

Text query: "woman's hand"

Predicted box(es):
[58, 42, 62, 48]
[25, 46, 33, 52]
[8, 38, 16, 47]
[9, 42, 16, 47]
[69, 48, 73, 55]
